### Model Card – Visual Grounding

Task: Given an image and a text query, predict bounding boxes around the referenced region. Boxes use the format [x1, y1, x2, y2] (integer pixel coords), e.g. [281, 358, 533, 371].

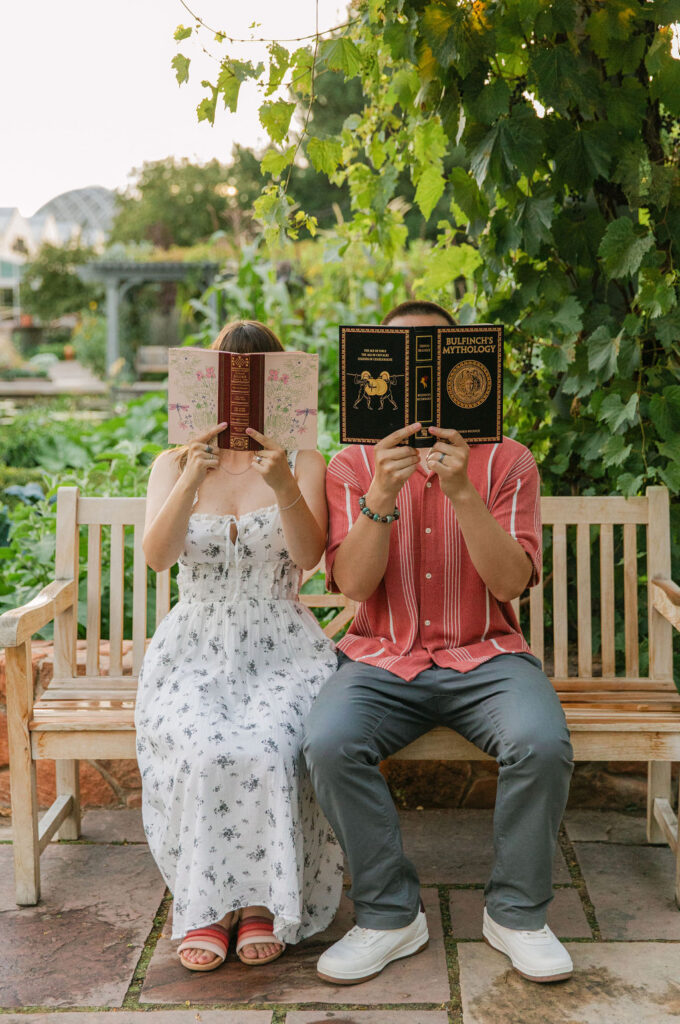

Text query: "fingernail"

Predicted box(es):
[245, 427, 252, 434]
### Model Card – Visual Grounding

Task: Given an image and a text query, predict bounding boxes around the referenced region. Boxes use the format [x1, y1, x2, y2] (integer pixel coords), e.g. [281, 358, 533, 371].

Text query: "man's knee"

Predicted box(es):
[303, 698, 378, 779]
[502, 726, 573, 779]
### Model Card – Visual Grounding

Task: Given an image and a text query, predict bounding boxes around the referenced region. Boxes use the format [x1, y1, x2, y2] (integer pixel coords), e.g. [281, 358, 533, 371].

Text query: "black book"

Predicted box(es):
[339, 324, 504, 446]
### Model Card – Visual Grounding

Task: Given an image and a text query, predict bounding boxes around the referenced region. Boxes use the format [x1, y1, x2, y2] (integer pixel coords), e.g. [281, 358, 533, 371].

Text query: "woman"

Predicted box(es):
[136, 320, 343, 972]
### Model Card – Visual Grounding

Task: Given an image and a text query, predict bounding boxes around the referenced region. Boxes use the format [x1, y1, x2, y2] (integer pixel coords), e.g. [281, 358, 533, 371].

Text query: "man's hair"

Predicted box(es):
[381, 300, 456, 326]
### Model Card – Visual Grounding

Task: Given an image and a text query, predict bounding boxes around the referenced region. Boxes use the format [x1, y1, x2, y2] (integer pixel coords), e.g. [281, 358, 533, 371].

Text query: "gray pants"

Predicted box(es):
[303, 652, 573, 932]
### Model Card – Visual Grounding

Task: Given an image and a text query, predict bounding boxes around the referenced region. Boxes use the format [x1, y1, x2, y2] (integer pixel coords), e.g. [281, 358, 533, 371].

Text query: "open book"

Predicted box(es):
[168, 348, 319, 450]
[339, 324, 503, 446]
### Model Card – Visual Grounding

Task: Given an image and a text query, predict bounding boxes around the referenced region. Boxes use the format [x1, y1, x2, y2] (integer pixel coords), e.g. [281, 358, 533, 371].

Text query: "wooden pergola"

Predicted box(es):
[77, 260, 220, 375]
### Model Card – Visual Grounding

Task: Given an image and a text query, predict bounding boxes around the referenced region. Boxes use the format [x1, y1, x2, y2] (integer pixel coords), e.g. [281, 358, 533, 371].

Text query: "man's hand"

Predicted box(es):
[366, 423, 421, 514]
[426, 426, 472, 502]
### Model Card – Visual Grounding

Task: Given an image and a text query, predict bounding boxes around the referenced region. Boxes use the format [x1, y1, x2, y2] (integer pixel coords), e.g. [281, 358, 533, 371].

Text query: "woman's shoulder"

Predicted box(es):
[292, 449, 327, 474]
[148, 448, 182, 488]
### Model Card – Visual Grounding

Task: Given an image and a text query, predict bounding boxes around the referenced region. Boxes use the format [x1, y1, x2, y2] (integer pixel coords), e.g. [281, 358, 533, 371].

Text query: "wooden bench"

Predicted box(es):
[1, 485, 679, 907]
[134, 345, 169, 377]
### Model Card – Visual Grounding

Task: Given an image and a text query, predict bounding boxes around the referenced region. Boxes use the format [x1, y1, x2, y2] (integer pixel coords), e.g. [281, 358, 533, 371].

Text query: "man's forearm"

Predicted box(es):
[331, 482, 397, 601]
[448, 483, 533, 602]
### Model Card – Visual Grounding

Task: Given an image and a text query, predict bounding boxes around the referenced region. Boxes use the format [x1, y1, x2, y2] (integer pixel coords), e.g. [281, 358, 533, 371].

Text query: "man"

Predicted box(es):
[303, 300, 574, 985]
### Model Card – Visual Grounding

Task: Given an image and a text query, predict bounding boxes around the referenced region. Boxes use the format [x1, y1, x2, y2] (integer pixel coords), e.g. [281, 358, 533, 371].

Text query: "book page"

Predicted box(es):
[167, 348, 220, 443]
[262, 352, 318, 450]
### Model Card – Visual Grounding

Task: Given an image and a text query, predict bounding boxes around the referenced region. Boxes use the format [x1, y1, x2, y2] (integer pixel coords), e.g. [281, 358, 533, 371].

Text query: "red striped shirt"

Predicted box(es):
[325, 438, 542, 681]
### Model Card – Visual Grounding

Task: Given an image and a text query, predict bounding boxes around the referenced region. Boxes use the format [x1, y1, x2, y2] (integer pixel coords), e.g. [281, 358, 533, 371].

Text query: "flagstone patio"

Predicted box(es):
[0, 807, 677, 1023]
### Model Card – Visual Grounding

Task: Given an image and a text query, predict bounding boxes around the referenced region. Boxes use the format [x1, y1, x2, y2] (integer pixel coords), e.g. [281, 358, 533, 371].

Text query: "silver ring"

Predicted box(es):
[438, 452, 446, 464]
[205, 444, 213, 454]
[254, 455, 263, 463]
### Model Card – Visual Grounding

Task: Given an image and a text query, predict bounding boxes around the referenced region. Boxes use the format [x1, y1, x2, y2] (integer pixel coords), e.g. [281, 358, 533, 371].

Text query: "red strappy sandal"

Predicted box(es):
[177, 922, 231, 972]
[235, 915, 285, 966]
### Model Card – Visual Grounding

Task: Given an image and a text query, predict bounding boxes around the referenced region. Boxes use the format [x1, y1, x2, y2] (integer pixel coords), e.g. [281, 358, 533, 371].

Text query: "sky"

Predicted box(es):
[0, 0, 347, 216]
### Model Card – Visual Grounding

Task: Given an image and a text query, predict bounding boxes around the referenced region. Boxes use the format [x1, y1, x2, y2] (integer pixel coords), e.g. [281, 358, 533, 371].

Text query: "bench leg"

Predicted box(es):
[55, 760, 81, 840]
[647, 761, 672, 844]
[6, 644, 40, 904]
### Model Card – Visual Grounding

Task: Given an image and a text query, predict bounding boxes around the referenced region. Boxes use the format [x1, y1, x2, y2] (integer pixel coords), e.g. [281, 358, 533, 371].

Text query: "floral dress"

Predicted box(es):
[135, 454, 343, 942]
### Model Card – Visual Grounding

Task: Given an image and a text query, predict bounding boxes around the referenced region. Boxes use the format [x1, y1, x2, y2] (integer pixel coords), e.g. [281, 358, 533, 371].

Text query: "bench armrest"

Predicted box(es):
[651, 578, 680, 632]
[0, 579, 76, 648]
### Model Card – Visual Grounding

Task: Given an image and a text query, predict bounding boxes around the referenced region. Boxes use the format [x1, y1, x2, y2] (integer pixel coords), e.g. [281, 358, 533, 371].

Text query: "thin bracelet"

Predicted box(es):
[279, 490, 304, 512]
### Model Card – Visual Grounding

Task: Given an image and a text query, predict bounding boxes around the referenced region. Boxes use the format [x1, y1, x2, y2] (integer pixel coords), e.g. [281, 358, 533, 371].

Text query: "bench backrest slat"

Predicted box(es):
[623, 522, 640, 677]
[85, 525, 102, 677]
[576, 523, 592, 677]
[50, 484, 674, 688]
[108, 524, 125, 677]
[599, 523, 616, 676]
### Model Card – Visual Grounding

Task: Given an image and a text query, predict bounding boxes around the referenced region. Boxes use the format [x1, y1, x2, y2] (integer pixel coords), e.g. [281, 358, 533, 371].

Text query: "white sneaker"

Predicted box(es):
[317, 907, 429, 985]
[482, 907, 573, 982]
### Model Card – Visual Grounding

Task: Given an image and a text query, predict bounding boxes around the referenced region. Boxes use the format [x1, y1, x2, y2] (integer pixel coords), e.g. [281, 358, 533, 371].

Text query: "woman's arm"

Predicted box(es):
[143, 424, 224, 572]
[246, 429, 328, 570]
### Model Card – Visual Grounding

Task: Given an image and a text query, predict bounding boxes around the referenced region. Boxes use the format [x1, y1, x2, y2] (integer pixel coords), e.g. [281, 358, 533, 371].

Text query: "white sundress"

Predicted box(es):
[135, 454, 343, 942]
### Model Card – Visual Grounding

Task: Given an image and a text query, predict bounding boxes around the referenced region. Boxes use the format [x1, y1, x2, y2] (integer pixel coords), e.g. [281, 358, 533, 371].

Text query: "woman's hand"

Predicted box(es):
[245, 428, 299, 504]
[181, 423, 227, 490]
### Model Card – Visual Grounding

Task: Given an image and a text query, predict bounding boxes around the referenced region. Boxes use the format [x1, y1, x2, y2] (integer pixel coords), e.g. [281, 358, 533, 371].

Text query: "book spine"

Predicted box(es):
[217, 352, 230, 449]
[227, 353, 253, 450]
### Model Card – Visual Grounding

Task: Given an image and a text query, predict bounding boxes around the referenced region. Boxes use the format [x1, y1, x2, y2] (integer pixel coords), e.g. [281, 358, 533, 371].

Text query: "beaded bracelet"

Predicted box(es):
[358, 494, 400, 524]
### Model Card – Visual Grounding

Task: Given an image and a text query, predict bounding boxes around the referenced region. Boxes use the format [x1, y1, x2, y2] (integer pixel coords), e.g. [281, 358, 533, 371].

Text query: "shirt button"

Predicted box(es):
[425, 527, 432, 534]
[426, 572, 432, 579]
[424, 619, 431, 626]
[426, 482, 432, 488]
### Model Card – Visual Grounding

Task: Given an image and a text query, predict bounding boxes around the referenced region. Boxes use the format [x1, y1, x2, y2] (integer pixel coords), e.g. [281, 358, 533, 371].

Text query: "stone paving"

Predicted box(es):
[0, 807, 678, 1023]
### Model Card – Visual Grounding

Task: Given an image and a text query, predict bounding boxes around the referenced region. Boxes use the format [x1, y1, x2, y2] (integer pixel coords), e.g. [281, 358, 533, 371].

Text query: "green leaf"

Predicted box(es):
[637, 268, 678, 318]
[553, 122, 614, 190]
[643, 0, 680, 24]
[529, 45, 602, 116]
[646, 29, 680, 115]
[320, 37, 362, 78]
[514, 194, 554, 256]
[196, 84, 218, 125]
[290, 47, 314, 96]
[649, 386, 680, 439]
[414, 244, 482, 291]
[306, 136, 343, 177]
[414, 165, 446, 221]
[552, 295, 583, 337]
[260, 145, 296, 178]
[259, 99, 296, 144]
[413, 120, 448, 165]
[216, 58, 264, 113]
[171, 54, 190, 85]
[421, 3, 480, 76]
[598, 217, 655, 278]
[448, 167, 489, 232]
[601, 434, 632, 468]
[598, 392, 639, 434]
[266, 42, 290, 96]
[174, 24, 192, 41]
[587, 326, 618, 379]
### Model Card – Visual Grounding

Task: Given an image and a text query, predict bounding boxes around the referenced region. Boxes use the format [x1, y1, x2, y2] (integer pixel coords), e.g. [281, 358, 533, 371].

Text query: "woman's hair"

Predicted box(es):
[211, 319, 284, 354]
[167, 320, 284, 471]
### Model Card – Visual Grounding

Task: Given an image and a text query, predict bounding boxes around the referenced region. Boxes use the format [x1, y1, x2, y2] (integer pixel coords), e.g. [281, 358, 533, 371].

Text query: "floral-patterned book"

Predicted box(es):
[168, 348, 318, 450]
